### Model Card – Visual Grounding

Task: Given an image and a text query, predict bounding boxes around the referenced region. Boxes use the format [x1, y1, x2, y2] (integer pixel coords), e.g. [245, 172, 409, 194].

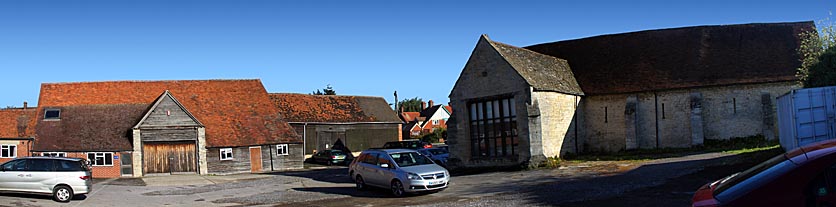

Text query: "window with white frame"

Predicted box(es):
[41, 152, 67, 157]
[220, 148, 233, 160]
[276, 144, 289, 156]
[87, 152, 113, 166]
[0, 145, 16, 158]
[44, 109, 61, 120]
[432, 119, 439, 125]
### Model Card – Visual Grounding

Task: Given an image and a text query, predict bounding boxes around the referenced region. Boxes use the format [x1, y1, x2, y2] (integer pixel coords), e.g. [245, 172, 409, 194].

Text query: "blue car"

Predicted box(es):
[417, 148, 449, 167]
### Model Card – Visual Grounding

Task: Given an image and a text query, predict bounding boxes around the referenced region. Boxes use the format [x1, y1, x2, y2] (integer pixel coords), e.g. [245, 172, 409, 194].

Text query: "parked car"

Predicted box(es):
[310, 149, 349, 166]
[348, 149, 449, 197]
[692, 139, 836, 207]
[417, 148, 449, 167]
[382, 139, 432, 150]
[0, 157, 92, 202]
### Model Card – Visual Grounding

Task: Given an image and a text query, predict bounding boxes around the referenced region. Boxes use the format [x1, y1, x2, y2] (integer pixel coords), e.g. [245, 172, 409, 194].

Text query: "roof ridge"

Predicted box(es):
[268, 93, 387, 99]
[42, 79, 262, 85]
[527, 21, 815, 47]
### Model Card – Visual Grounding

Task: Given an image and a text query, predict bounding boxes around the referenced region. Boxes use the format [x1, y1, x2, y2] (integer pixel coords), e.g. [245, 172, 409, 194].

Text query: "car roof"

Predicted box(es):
[20, 157, 85, 162]
[363, 148, 417, 154]
[786, 139, 836, 165]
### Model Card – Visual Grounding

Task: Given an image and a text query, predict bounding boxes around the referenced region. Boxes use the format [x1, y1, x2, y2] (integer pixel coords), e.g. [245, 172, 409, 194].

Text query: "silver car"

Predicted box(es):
[0, 157, 93, 202]
[349, 149, 449, 197]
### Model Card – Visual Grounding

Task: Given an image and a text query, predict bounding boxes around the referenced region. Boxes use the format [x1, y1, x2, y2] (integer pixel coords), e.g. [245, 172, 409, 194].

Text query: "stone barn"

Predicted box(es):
[447, 21, 814, 169]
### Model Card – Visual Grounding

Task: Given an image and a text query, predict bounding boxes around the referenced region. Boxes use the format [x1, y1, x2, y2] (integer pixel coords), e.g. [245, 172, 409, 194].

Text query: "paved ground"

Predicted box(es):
[0, 151, 769, 207]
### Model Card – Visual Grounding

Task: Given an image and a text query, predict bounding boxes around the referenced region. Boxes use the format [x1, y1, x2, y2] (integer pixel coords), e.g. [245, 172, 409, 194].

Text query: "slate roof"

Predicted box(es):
[269, 93, 401, 123]
[34, 104, 148, 152]
[525, 21, 814, 95]
[35, 79, 300, 148]
[0, 108, 36, 138]
[484, 35, 585, 95]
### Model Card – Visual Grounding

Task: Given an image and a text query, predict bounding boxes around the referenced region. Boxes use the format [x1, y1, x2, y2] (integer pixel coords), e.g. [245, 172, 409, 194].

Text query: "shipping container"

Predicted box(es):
[777, 86, 836, 151]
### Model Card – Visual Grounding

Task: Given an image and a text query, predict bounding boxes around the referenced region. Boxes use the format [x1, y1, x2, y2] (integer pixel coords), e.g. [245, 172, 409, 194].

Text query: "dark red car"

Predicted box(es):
[693, 139, 836, 207]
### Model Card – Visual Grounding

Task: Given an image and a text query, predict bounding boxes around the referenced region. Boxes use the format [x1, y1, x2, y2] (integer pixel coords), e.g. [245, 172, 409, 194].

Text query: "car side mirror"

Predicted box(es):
[380, 163, 390, 169]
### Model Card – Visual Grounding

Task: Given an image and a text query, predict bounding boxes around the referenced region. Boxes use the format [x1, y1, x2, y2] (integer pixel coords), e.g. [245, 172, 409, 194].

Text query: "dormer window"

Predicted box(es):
[44, 109, 61, 120]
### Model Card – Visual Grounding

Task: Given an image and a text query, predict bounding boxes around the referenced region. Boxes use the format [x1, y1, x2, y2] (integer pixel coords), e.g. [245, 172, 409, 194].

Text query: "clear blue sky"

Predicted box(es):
[0, 0, 832, 108]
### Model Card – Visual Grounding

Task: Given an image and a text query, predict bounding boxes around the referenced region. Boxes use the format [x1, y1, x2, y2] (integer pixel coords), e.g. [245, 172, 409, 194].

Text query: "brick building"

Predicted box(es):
[399, 101, 452, 139]
[0, 105, 35, 163]
[447, 21, 814, 169]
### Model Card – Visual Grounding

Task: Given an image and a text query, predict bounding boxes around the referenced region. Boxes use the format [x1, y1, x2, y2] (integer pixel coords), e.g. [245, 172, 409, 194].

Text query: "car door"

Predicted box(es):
[26, 159, 56, 193]
[0, 159, 27, 192]
[375, 154, 397, 185]
[359, 153, 382, 186]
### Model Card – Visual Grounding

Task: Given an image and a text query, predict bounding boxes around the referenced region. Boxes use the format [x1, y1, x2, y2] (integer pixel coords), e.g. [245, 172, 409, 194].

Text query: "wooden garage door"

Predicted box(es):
[143, 142, 197, 174]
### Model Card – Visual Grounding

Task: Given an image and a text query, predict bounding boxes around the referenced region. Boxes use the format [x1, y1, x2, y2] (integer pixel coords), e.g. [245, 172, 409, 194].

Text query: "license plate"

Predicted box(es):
[429, 180, 445, 185]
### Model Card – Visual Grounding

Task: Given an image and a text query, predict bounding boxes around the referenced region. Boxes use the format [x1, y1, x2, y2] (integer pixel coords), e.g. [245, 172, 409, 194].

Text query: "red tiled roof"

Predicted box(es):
[443, 106, 452, 114]
[35, 80, 300, 147]
[400, 112, 421, 122]
[0, 108, 36, 138]
[34, 104, 148, 151]
[269, 93, 400, 123]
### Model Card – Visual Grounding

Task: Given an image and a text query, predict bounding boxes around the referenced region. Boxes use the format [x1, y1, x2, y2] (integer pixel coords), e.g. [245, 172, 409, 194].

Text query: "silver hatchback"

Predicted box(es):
[349, 149, 449, 197]
[0, 157, 93, 202]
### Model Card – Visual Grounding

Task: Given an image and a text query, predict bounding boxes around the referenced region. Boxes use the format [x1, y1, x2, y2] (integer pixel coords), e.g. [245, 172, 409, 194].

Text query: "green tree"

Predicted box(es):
[420, 128, 446, 143]
[310, 84, 337, 95]
[798, 18, 836, 88]
[398, 97, 423, 112]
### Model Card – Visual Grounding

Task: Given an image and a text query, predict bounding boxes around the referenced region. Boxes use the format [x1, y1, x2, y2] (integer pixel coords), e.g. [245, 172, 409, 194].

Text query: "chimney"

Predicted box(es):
[23, 102, 27, 109]
[422, 101, 427, 110]
[428, 100, 434, 107]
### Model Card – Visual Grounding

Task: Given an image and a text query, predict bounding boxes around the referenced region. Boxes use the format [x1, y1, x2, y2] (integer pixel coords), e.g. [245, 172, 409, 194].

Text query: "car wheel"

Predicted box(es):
[391, 180, 405, 197]
[355, 175, 366, 190]
[53, 186, 73, 203]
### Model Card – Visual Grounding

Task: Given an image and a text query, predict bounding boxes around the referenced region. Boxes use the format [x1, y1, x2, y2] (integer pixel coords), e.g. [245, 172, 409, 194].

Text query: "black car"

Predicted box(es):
[310, 150, 349, 166]
[382, 140, 432, 150]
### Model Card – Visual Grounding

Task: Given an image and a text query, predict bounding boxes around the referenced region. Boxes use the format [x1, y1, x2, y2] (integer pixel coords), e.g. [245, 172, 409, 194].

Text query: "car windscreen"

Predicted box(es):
[390, 152, 434, 167]
[714, 154, 796, 202]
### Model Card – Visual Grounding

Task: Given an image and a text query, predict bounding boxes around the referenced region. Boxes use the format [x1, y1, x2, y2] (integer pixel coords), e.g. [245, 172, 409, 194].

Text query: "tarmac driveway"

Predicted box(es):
[0, 151, 752, 207]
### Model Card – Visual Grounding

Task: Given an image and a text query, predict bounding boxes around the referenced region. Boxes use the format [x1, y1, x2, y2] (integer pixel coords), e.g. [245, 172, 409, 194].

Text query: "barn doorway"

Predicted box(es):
[143, 142, 197, 174]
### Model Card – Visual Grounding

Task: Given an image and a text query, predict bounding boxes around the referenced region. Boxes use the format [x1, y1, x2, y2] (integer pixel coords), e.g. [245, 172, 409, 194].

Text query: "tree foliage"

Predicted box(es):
[798, 18, 836, 88]
[398, 97, 423, 112]
[419, 128, 447, 143]
[311, 84, 337, 95]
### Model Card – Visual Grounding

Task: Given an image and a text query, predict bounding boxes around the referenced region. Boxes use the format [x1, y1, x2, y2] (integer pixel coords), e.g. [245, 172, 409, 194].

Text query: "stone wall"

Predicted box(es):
[581, 81, 796, 152]
[532, 91, 581, 158]
[448, 37, 533, 169]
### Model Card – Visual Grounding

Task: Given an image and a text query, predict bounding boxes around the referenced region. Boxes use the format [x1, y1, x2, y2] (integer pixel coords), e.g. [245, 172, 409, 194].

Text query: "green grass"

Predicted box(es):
[562, 135, 780, 162]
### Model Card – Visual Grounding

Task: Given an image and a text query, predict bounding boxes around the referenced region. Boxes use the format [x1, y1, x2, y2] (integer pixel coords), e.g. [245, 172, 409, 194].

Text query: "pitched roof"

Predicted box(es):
[525, 21, 814, 95]
[400, 112, 421, 122]
[0, 108, 36, 138]
[484, 35, 584, 95]
[269, 93, 401, 123]
[35, 79, 300, 148]
[443, 106, 452, 114]
[34, 104, 148, 151]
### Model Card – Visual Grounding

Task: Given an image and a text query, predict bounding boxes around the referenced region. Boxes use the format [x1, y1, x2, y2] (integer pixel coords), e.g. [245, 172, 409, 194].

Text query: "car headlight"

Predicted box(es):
[407, 172, 422, 180]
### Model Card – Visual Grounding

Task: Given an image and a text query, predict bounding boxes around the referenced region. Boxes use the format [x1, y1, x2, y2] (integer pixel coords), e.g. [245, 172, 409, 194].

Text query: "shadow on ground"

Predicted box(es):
[272, 168, 353, 184]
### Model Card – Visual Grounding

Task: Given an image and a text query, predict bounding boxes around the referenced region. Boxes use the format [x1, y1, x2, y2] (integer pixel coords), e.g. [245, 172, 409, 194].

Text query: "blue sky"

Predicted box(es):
[0, 0, 833, 108]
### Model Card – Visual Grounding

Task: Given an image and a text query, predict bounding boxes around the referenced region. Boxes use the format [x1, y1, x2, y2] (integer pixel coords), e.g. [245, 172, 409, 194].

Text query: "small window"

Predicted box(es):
[44, 109, 61, 119]
[1, 159, 26, 171]
[56, 160, 86, 172]
[220, 148, 233, 160]
[0, 145, 16, 158]
[276, 144, 289, 156]
[432, 120, 439, 125]
[41, 152, 67, 157]
[87, 152, 113, 166]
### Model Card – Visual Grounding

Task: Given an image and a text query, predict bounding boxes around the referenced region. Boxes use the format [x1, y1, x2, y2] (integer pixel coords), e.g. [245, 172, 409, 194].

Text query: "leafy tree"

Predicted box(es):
[398, 97, 423, 112]
[310, 84, 337, 95]
[419, 128, 447, 143]
[798, 18, 836, 88]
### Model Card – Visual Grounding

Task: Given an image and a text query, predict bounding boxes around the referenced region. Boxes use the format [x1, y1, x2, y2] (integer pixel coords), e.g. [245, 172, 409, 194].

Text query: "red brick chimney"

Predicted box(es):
[428, 100, 434, 107]
[23, 102, 27, 109]
[422, 101, 426, 110]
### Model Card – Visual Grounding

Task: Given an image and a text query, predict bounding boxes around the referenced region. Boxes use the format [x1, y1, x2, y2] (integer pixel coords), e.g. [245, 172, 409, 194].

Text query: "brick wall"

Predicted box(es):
[0, 139, 33, 163]
[65, 152, 122, 178]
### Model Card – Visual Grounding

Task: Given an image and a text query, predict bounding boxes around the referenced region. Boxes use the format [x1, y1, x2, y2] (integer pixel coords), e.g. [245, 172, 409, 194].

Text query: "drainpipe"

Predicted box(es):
[303, 122, 308, 155]
[655, 92, 660, 149]
[269, 144, 274, 171]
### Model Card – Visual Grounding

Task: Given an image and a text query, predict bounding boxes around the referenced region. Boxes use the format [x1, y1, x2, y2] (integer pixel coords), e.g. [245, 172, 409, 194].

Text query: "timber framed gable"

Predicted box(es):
[134, 90, 203, 129]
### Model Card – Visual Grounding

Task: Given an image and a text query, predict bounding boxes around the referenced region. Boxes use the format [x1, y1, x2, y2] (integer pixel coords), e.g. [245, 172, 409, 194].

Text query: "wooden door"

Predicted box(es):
[143, 142, 197, 174]
[249, 147, 262, 172]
